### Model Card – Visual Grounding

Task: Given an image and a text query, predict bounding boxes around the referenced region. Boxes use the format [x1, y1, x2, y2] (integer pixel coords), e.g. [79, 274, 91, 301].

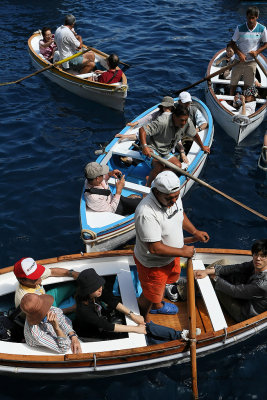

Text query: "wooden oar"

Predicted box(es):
[187, 258, 199, 400]
[132, 143, 267, 221]
[174, 60, 240, 95]
[0, 49, 91, 86]
[253, 55, 267, 78]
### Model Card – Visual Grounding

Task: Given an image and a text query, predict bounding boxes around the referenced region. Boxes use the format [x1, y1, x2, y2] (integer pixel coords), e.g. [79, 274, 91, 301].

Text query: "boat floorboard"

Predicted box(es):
[150, 297, 236, 334]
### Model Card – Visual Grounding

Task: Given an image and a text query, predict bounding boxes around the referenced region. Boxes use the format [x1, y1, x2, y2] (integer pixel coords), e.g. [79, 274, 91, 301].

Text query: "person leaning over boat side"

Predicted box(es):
[39, 27, 57, 61]
[229, 6, 267, 96]
[134, 171, 210, 322]
[54, 14, 95, 73]
[20, 293, 82, 354]
[140, 104, 209, 187]
[194, 239, 267, 322]
[13, 257, 79, 312]
[73, 268, 146, 339]
[84, 162, 141, 216]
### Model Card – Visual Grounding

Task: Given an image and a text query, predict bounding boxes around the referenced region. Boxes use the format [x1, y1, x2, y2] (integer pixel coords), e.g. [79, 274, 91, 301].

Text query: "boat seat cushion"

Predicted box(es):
[193, 259, 228, 331]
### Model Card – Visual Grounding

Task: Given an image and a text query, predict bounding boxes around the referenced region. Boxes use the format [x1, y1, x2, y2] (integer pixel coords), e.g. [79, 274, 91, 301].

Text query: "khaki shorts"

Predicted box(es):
[230, 61, 257, 87]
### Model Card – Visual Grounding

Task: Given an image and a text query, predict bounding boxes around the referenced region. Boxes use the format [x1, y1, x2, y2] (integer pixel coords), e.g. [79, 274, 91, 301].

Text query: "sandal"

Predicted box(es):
[150, 301, 178, 315]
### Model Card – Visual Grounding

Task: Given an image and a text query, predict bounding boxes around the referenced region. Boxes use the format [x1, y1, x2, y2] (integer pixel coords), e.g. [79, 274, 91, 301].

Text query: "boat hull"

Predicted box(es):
[0, 249, 266, 379]
[80, 97, 214, 252]
[28, 34, 127, 111]
[204, 50, 267, 143]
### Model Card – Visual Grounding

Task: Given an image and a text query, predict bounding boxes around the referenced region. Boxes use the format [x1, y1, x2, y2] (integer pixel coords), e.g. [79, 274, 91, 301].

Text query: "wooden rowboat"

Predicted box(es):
[0, 248, 266, 379]
[28, 33, 128, 111]
[80, 96, 214, 253]
[204, 49, 267, 144]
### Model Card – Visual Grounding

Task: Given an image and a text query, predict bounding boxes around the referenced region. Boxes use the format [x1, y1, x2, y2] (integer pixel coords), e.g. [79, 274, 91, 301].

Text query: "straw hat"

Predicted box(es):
[20, 293, 54, 325]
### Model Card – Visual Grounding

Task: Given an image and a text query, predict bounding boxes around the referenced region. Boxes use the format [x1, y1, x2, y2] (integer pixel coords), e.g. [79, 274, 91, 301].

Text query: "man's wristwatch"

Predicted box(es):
[127, 310, 134, 317]
[68, 269, 74, 277]
[198, 126, 202, 131]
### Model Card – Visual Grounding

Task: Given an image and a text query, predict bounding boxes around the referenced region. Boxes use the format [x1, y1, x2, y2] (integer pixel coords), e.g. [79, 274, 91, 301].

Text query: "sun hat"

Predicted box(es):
[14, 257, 45, 280]
[20, 293, 54, 325]
[160, 96, 174, 108]
[244, 86, 258, 98]
[76, 268, 105, 296]
[179, 91, 192, 103]
[151, 171, 180, 194]
[84, 162, 109, 180]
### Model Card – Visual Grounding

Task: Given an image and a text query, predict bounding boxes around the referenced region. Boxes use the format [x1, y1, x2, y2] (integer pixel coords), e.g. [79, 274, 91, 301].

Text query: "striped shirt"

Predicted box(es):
[232, 22, 267, 61]
[24, 307, 73, 353]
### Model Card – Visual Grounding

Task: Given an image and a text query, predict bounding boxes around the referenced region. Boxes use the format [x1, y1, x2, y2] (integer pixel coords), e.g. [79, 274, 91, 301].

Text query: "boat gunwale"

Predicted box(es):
[27, 34, 127, 92]
[206, 48, 267, 118]
[1, 248, 266, 372]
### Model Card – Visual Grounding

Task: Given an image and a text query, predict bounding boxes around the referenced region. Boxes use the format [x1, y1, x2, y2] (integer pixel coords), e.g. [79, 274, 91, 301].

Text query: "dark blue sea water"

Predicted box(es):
[0, 0, 267, 398]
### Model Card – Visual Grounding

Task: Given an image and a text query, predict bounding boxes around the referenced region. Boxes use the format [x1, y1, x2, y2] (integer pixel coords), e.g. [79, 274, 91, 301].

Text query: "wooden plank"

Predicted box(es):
[193, 259, 228, 331]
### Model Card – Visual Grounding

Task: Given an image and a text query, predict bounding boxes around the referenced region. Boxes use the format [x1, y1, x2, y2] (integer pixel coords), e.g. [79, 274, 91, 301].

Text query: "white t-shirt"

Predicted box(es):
[134, 190, 184, 267]
[54, 25, 80, 68]
[232, 22, 267, 61]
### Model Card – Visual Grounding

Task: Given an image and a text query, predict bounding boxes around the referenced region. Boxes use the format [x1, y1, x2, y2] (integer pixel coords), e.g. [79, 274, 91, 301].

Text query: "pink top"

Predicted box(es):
[39, 35, 57, 60]
[84, 175, 120, 213]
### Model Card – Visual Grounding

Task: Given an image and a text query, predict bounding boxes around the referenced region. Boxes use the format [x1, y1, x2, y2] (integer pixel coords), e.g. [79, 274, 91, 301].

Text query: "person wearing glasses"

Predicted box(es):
[134, 170, 210, 322]
[194, 239, 267, 322]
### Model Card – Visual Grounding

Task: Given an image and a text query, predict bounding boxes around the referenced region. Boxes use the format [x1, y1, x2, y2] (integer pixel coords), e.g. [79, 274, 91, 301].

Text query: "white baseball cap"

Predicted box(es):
[152, 171, 180, 194]
[179, 91, 192, 103]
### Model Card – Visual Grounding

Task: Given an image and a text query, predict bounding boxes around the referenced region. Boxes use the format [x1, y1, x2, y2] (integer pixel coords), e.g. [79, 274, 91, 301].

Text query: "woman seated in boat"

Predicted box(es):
[213, 43, 235, 80]
[73, 269, 195, 343]
[73, 269, 146, 340]
[84, 162, 141, 215]
[232, 86, 258, 116]
[89, 54, 123, 84]
[20, 293, 82, 354]
[220, 86, 258, 116]
[194, 239, 267, 323]
[39, 27, 57, 61]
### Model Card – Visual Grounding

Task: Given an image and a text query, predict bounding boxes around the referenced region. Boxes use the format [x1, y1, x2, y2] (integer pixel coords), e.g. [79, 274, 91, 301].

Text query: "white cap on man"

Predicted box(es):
[152, 171, 180, 194]
[179, 91, 192, 103]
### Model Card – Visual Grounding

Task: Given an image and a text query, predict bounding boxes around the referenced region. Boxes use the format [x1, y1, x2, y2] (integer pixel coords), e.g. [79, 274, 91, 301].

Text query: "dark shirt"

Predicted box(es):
[215, 261, 267, 319]
[74, 288, 120, 338]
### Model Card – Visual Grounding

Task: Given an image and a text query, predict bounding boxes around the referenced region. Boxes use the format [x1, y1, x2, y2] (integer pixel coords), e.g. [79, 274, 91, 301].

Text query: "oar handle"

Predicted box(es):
[132, 143, 267, 221]
[174, 60, 240, 95]
[187, 258, 199, 400]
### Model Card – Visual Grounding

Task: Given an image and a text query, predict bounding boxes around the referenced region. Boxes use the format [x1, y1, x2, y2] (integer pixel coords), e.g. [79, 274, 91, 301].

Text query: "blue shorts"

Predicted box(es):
[69, 54, 84, 70]
[141, 149, 175, 168]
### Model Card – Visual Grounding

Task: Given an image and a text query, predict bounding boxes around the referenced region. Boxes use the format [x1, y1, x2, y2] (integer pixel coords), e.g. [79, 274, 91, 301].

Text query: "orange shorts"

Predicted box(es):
[134, 255, 181, 303]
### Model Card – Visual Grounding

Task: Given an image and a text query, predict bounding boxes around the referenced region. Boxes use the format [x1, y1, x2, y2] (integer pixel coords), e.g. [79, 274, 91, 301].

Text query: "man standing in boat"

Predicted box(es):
[229, 6, 267, 96]
[54, 14, 95, 73]
[134, 170, 210, 322]
[140, 104, 210, 186]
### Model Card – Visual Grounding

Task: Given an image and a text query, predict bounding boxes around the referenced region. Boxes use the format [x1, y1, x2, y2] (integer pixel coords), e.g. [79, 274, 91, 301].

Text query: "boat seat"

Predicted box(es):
[216, 95, 266, 104]
[111, 140, 144, 160]
[192, 259, 228, 331]
[86, 208, 125, 228]
[108, 177, 151, 195]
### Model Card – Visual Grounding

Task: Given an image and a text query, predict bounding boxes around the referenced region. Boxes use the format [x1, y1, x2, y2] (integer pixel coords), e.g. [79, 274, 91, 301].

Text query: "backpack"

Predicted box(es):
[0, 307, 24, 342]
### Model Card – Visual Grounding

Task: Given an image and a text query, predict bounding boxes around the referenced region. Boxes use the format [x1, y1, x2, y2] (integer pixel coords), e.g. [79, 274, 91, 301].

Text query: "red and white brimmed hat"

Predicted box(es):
[13, 257, 45, 280]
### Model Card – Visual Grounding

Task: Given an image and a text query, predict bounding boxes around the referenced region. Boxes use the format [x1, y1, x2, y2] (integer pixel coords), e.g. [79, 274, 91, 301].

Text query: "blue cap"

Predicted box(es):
[235, 86, 242, 94]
